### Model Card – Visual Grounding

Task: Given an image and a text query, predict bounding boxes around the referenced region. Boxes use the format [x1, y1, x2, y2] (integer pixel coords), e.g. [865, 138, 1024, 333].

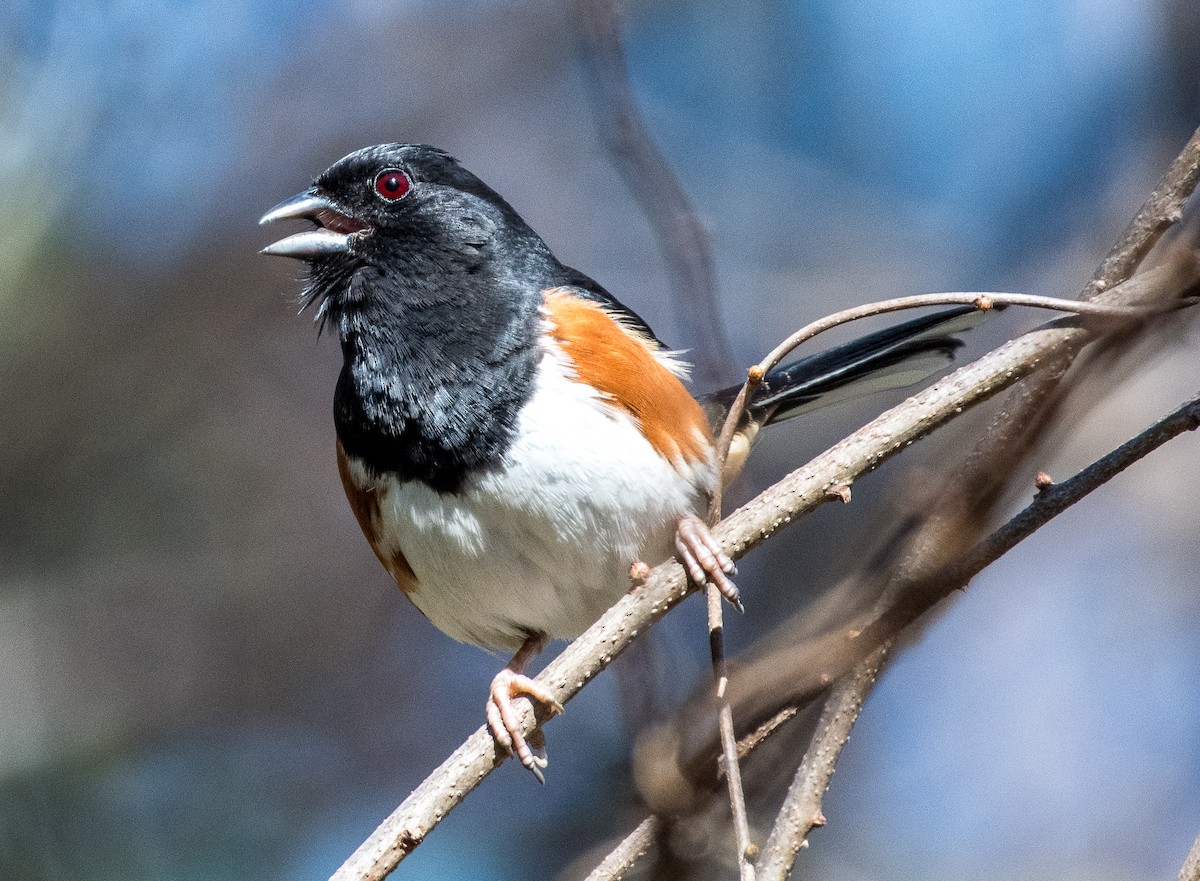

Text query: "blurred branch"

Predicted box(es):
[575, 0, 736, 389]
[327, 127, 1200, 881]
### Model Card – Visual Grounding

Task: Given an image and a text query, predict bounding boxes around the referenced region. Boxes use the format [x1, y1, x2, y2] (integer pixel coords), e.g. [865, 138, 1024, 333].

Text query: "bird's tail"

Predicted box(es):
[700, 305, 989, 473]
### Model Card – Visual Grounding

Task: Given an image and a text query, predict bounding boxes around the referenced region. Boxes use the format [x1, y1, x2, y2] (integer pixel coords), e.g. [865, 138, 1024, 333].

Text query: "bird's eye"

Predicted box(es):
[374, 169, 411, 201]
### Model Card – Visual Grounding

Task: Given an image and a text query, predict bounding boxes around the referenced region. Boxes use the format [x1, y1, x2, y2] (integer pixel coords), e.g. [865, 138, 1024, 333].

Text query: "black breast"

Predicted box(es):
[332, 292, 541, 494]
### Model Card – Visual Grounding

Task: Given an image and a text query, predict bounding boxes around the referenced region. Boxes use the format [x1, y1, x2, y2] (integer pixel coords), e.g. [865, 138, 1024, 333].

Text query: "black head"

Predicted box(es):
[260, 143, 558, 327]
[260, 144, 560, 492]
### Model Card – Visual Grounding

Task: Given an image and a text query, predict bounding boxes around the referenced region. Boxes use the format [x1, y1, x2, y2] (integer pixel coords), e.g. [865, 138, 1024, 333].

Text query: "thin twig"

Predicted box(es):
[756, 645, 890, 880]
[944, 394, 1200, 586]
[575, 0, 736, 388]
[734, 707, 800, 762]
[327, 126, 1200, 881]
[585, 704, 804, 881]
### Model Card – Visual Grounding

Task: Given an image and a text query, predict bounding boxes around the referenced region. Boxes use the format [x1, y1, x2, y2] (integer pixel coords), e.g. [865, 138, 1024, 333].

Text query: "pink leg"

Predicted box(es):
[485, 635, 563, 783]
[675, 514, 742, 611]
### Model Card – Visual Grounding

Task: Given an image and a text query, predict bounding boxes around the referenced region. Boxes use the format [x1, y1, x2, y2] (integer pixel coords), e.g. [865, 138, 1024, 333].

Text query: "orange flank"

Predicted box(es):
[336, 441, 418, 594]
[543, 287, 713, 468]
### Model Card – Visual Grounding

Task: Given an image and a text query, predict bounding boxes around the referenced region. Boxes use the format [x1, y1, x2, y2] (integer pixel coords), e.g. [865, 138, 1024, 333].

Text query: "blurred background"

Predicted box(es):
[2, 0, 1200, 879]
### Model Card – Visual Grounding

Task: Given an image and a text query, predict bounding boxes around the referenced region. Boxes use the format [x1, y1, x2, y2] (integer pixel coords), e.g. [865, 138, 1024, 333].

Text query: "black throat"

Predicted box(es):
[330, 257, 544, 494]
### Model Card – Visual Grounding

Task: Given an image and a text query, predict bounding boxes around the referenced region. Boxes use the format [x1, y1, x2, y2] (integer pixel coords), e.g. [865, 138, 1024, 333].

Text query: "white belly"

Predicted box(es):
[365, 345, 713, 651]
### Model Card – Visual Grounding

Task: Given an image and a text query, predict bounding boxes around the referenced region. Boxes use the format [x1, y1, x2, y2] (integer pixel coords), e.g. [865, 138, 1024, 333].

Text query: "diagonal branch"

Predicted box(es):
[583, 816, 661, 881]
[1085, 132, 1200, 298]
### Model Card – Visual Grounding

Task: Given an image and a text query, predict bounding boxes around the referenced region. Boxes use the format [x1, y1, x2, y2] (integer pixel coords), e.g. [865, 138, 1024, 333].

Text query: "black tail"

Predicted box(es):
[701, 305, 988, 431]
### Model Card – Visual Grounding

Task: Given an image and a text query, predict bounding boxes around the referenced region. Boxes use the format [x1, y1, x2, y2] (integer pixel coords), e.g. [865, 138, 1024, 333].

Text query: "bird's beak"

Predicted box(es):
[259, 189, 352, 259]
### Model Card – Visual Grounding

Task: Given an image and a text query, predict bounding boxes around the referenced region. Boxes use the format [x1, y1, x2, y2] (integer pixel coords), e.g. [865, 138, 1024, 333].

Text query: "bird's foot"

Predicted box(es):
[676, 514, 742, 611]
[486, 668, 564, 784]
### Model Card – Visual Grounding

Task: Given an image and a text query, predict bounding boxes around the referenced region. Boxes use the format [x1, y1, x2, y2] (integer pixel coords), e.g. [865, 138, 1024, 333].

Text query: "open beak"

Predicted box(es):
[259, 189, 353, 259]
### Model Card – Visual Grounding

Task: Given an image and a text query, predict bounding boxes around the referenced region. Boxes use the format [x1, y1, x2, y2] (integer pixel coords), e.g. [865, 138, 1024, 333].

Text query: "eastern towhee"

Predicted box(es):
[260, 144, 977, 780]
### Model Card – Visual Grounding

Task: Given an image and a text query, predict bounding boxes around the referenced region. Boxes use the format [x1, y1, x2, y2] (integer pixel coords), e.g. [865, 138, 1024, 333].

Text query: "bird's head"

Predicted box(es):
[260, 144, 547, 327]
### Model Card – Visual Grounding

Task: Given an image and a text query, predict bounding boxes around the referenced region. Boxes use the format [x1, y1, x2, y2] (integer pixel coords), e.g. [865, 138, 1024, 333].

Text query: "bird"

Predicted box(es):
[259, 143, 981, 781]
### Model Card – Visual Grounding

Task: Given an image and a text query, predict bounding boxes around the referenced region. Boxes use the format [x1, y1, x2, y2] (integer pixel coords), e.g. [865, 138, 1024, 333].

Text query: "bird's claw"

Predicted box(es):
[676, 514, 742, 611]
[486, 668, 563, 783]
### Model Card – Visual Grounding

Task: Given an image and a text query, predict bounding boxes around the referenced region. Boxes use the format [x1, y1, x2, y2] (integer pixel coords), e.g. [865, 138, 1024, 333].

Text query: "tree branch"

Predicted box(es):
[1084, 131, 1200, 298]
[712, 289, 1161, 477]
[582, 816, 662, 881]
[704, 583, 757, 878]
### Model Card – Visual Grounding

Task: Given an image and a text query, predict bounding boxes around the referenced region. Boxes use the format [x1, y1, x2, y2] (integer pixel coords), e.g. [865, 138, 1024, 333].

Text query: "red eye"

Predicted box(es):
[374, 169, 411, 201]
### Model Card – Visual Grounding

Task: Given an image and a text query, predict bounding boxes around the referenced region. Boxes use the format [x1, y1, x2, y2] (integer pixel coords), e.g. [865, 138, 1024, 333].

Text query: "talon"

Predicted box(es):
[487, 667, 563, 781]
[485, 698, 513, 754]
[675, 515, 743, 611]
